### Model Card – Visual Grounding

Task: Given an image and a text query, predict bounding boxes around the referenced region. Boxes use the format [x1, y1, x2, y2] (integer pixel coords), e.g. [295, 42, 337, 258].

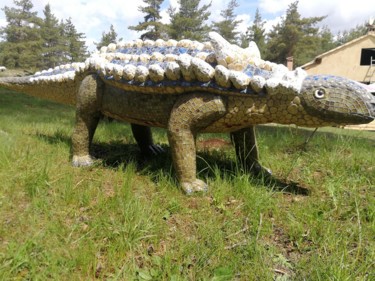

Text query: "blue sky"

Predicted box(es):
[0, 0, 374, 51]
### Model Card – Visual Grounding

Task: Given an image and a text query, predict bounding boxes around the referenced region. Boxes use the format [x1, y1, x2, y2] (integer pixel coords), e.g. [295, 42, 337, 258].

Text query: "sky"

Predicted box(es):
[0, 0, 374, 52]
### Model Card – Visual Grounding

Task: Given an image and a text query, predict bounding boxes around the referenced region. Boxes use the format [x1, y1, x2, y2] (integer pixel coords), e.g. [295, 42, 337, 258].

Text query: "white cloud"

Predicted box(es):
[0, 0, 374, 50]
[43, 1, 142, 34]
[1, 0, 144, 49]
[235, 14, 252, 33]
[259, 0, 292, 14]
[259, 0, 375, 33]
[297, 0, 374, 33]
[264, 16, 283, 33]
[168, 0, 181, 10]
[0, 17, 6, 28]
[208, 0, 227, 19]
[164, 0, 227, 23]
[160, 9, 170, 25]
[235, 12, 282, 35]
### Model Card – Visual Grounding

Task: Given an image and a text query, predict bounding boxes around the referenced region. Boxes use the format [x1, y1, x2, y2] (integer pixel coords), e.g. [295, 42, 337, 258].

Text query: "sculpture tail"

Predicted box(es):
[0, 76, 78, 105]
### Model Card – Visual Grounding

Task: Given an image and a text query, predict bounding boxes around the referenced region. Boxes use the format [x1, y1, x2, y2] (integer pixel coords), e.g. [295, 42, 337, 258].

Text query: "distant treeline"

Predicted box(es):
[0, 0, 369, 70]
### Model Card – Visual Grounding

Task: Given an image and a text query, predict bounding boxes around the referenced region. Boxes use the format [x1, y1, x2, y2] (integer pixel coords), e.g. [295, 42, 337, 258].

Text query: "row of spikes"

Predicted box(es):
[91, 55, 307, 93]
[98, 32, 278, 73]
[100, 38, 213, 54]
[29, 32, 307, 94]
[31, 32, 281, 83]
[30, 52, 307, 94]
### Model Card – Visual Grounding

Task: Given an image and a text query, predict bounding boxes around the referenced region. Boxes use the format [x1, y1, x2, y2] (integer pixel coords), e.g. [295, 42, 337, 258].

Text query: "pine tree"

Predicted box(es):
[167, 0, 211, 41]
[337, 23, 367, 45]
[95, 24, 119, 50]
[0, 0, 43, 69]
[242, 8, 267, 57]
[41, 4, 66, 68]
[211, 0, 242, 44]
[317, 26, 337, 54]
[129, 0, 166, 40]
[265, 1, 325, 66]
[63, 18, 88, 62]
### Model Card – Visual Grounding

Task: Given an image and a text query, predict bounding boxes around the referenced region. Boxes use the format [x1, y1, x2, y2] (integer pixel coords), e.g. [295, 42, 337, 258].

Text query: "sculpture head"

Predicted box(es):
[300, 75, 375, 125]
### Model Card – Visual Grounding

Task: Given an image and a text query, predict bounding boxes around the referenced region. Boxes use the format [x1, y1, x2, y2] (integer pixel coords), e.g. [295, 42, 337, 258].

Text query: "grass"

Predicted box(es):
[0, 88, 374, 280]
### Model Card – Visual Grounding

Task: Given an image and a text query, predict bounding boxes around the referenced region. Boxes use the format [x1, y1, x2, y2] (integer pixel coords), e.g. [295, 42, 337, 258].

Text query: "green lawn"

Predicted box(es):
[0, 89, 374, 280]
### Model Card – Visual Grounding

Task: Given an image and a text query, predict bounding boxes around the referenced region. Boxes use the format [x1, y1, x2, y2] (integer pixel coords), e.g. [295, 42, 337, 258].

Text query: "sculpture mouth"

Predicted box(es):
[301, 99, 374, 125]
[370, 100, 375, 119]
[353, 113, 374, 123]
[332, 112, 374, 124]
[343, 98, 375, 123]
[356, 83, 375, 121]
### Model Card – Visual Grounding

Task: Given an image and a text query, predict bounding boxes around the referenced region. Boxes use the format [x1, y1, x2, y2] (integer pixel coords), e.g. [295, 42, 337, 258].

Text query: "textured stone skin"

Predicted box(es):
[1, 33, 375, 193]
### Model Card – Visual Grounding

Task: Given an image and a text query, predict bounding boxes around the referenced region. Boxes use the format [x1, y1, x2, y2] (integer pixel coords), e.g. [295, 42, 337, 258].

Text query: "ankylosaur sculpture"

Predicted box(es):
[1, 32, 374, 193]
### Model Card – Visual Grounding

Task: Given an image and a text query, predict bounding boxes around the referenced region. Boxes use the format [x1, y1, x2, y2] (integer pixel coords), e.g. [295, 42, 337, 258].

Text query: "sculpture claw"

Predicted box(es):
[251, 163, 272, 178]
[148, 144, 164, 155]
[181, 179, 208, 194]
[140, 144, 165, 158]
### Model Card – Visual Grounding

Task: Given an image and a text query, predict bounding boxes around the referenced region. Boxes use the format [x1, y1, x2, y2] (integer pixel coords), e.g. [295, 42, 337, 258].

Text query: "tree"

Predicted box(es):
[265, 1, 325, 66]
[337, 23, 367, 45]
[129, 0, 166, 40]
[316, 25, 337, 55]
[95, 24, 119, 50]
[167, 0, 211, 41]
[63, 18, 88, 62]
[40, 4, 66, 68]
[242, 8, 267, 58]
[211, 0, 242, 44]
[0, 0, 43, 69]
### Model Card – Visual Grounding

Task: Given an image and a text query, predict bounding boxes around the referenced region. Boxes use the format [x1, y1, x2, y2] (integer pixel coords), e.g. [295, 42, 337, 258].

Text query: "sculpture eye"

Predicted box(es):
[314, 89, 325, 99]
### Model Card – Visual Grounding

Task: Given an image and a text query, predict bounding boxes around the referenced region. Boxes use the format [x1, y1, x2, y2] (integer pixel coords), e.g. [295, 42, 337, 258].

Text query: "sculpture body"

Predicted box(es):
[1, 32, 374, 193]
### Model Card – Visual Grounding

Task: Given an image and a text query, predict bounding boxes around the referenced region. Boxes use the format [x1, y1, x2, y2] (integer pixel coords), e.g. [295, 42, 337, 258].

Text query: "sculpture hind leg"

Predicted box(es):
[72, 74, 102, 166]
[131, 124, 164, 157]
[168, 93, 226, 194]
[230, 126, 272, 177]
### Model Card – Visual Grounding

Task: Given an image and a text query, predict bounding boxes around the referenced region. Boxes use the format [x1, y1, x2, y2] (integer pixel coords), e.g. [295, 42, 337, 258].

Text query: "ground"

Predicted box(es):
[0, 89, 374, 280]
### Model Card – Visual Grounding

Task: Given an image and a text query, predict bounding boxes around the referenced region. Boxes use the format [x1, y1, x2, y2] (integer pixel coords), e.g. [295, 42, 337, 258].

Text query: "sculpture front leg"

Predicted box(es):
[72, 75, 102, 167]
[168, 93, 226, 194]
[230, 126, 272, 177]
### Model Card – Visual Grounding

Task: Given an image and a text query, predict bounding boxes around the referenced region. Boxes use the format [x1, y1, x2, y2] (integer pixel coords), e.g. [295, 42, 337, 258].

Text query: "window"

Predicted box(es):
[360, 48, 375, 65]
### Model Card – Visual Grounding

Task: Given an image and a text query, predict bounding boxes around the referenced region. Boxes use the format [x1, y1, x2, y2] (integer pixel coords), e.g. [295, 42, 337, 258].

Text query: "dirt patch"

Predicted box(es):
[197, 138, 232, 152]
[264, 221, 315, 279]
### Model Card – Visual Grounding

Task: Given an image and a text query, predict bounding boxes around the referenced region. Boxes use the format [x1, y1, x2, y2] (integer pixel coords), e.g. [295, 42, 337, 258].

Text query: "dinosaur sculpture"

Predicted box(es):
[1, 32, 374, 193]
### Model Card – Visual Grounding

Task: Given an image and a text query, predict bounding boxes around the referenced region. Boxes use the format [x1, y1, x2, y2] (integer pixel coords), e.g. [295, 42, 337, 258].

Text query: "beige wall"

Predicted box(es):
[303, 36, 375, 82]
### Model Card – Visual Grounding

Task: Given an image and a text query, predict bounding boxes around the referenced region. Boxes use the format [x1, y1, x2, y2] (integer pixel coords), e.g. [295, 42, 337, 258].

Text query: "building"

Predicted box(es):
[302, 26, 375, 85]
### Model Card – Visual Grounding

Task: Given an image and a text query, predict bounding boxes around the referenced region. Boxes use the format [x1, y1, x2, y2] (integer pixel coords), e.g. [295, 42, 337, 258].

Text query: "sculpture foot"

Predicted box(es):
[72, 155, 96, 167]
[181, 179, 208, 195]
[251, 163, 272, 178]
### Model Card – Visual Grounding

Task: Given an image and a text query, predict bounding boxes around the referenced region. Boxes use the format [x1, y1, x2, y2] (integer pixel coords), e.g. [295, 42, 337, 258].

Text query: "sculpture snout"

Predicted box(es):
[364, 91, 375, 120]
[359, 92, 375, 122]
[370, 99, 375, 120]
